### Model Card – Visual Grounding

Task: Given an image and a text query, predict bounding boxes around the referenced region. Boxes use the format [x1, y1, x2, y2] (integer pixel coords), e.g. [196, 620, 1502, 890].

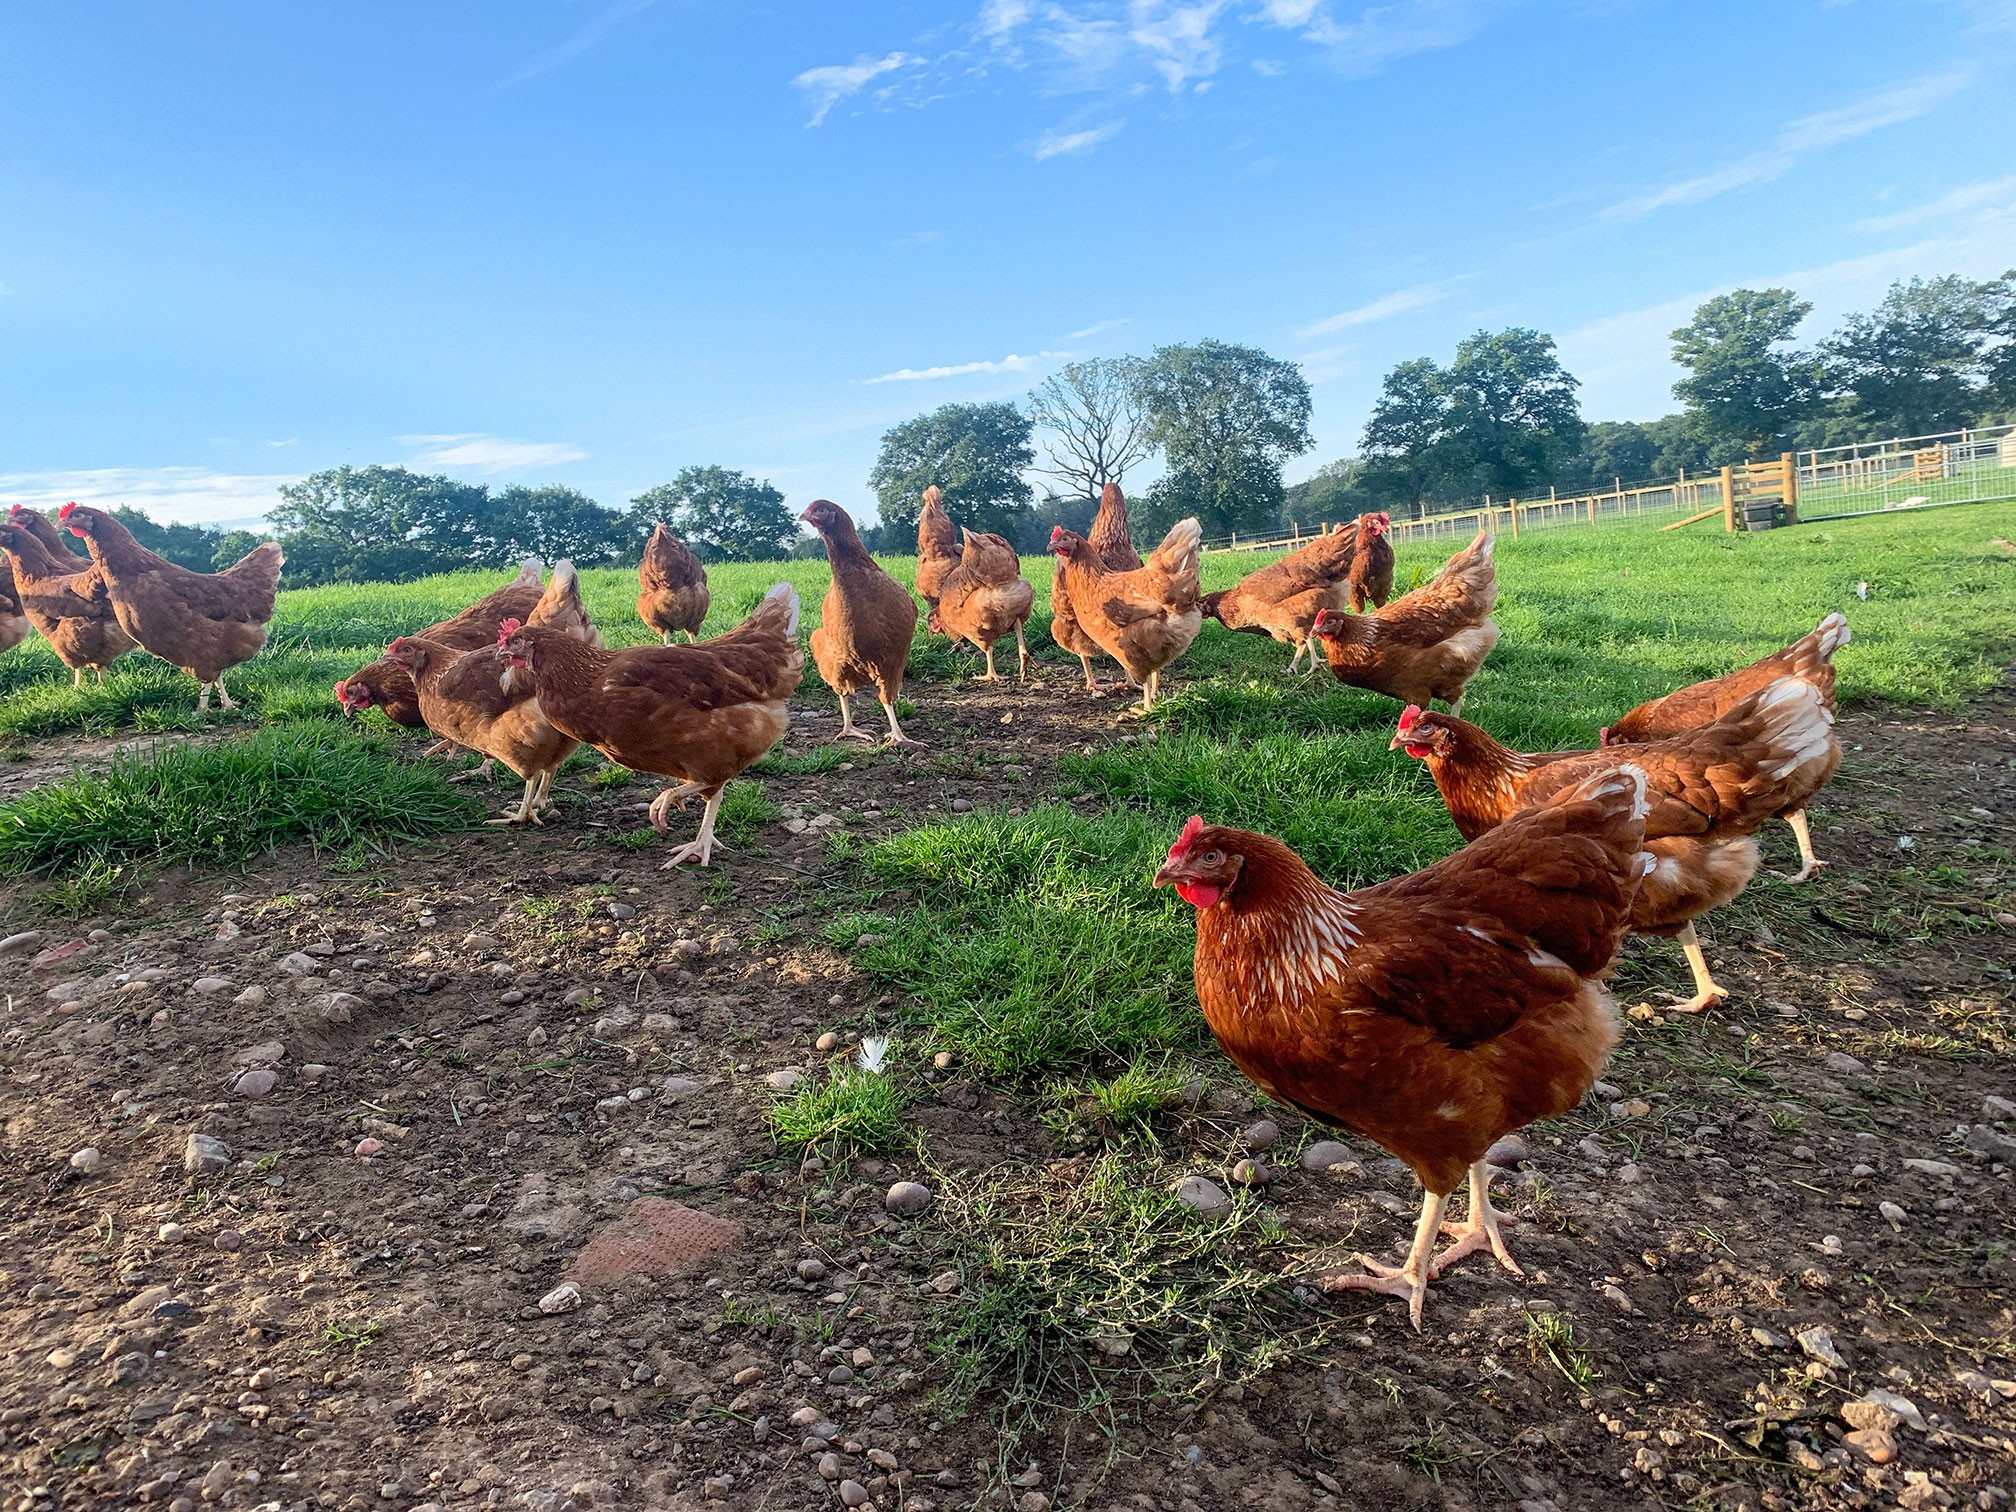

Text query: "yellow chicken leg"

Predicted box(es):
[1782, 809, 1826, 883]
[1667, 921, 1729, 1013]
[1431, 1160, 1523, 1277]
[1323, 1189, 1447, 1331]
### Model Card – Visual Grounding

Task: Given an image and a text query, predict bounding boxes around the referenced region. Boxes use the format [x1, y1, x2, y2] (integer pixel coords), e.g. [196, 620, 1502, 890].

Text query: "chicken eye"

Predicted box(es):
[1202, 850, 1223, 866]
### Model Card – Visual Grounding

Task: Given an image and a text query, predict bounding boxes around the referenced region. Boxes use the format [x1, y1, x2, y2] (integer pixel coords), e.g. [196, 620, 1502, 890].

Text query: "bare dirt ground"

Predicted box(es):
[2, 671, 2013, 1512]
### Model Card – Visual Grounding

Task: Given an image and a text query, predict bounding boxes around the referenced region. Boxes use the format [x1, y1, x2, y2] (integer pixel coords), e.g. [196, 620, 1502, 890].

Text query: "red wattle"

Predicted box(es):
[1175, 881, 1223, 910]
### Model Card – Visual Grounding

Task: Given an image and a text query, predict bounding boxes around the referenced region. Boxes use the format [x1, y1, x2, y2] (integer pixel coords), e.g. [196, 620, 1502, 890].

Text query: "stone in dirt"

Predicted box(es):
[1240, 1119, 1279, 1151]
[764, 1068, 804, 1093]
[1795, 1324, 1846, 1368]
[232, 1068, 278, 1097]
[1301, 1140, 1354, 1171]
[884, 1181, 932, 1215]
[1174, 1175, 1230, 1214]
[566, 1198, 743, 1284]
[0, 929, 45, 954]
[538, 1281, 582, 1314]
[1486, 1134, 1530, 1168]
[1857, 1388, 1926, 1432]
[183, 1132, 231, 1175]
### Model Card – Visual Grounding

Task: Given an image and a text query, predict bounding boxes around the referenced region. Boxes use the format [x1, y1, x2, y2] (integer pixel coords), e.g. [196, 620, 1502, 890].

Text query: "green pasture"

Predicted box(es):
[1, 502, 2011, 1079]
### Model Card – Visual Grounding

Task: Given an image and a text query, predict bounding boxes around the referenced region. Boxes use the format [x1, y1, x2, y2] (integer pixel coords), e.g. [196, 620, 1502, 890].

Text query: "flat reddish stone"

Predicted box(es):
[567, 1198, 742, 1284]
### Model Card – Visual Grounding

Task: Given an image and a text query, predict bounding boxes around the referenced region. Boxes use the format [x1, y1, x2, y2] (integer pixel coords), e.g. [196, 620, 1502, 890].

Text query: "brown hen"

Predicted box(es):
[802, 499, 922, 746]
[1155, 766, 1652, 1326]
[1310, 524, 1497, 712]
[58, 502, 283, 712]
[913, 486, 962, 612]
[1347, 511, 1396, 612]
[1198, 525, 1358, 673]
[1046, 516, 1202, 713]
[637, 524, 711, 644]
[930, 529, 1034, 682]
[0, 517, 135, 682]
[336, 559, 545, 730]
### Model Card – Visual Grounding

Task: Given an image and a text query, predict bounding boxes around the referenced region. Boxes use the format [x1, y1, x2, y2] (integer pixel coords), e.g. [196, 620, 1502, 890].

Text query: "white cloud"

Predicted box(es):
[1130, 1, 1231, 92]
[893, 228, 944, 246]
[1063, 317, 1129, 339]
[793, 51, 922, 126]
[1603, 68, 1975, 220]
[979, 0, 1035, 34]
[866, 350, 1069, 383]
[1852, 174, 2016, 232]
[266, 436, 299, 448]
[1296, 279, 1457, 337]
[501, 0, 658, 88]
[401, 434, 590, 473]
[0, 467, 300, 527]
[1029, 120, 1124, 159]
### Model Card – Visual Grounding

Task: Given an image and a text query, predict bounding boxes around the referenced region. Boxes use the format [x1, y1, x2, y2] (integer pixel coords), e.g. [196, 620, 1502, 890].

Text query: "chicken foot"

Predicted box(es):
[1781, 809, 1826, 883]
[880, 699, 923, 749]
[447, 757, 498, 784]
[1323, 1189, 1446, 1331]
[1016, 624, 1031, 683]
[1431, 1161, 1523, 1278]
[646, 780, 708, 832]
[1664, 921, 1729, 1014]
[659, 786, 727, 869]
[485, 773, 548, 826]
[833, 695, 877, 744]
[194, 679, 239, 714]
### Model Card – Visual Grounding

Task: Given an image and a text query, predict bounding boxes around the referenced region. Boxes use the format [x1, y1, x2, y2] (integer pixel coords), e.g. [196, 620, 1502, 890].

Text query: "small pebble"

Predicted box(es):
[839, 1482, 870, 1509]
[355, 1137, 385, 1158]
[69, 1146, 102, 1174]
[1173, 1175, 1230, 1214]
[539, 1282, 582, 1314]
[796, 1257, 828, 1283]
[815, 1032, 840, 1053]
[764, 1069, 805, 1093]
[884, 1181, 932, 1215]
[157, 1223, 185, 1243]
[1240, 1119, 1279, 1151]
[213, 1229, 244, 1252]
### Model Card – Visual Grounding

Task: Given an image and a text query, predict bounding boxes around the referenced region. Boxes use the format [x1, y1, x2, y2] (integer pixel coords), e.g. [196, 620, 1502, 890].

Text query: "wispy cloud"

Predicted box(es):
[1131, 1, 1231, 91]
[501, 0, 658, 88]
[866, 350, 1069, 383]
[1063, 317, 1129, 340]
[1853, 173, 2016, 232]
[893, 228, 944, 246]
[1029, 119, 1124, 159]
[0, 466, 300, 527]
[266, 437, 299, 448]
[1603, 68, 1975, 220]
[1296, 278, 1457, 338]
[401, 434, 589, 473]
[1256, 0, 1504, 77]
[793, 51, 923, 126]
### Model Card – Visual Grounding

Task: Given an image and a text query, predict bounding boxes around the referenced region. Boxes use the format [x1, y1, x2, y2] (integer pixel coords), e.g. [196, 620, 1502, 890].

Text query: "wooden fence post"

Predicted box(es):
[1781, 451, 1799, 525]
[1720, 466, 1736, 532]
[1509, 498, 1521, 539]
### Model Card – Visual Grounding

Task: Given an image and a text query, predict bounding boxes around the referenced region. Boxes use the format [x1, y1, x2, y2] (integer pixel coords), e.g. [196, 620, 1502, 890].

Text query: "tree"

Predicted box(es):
[628, 467, 797, 563]
[210, 529, 264, 571]
[1983, 270, 2016, 414]
[1133, 339, 1313, 537]
[1670, 289, 1814, 462]
[1819, 275, 2001, 437]
[1358, 357, 1451, 515]
[1026, 358, 1152, 500]
[1439, 328, 1584, 500]
[484, 485, 627, 566]
[272, 465, 489, 583]
[1281, 458, 1374, 530]
[868, 402, 1035, 539]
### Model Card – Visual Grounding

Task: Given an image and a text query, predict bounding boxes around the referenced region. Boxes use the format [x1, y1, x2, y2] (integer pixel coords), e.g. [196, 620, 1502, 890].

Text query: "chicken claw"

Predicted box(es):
[1320, 1189, 1447, 1331]
[879, 700, 923, 749]
[659, 788, 726, 868]
[1665, 921, 1729, 1014]
[1781, 810, 1827, 883]
[1431, 1162, 1523, 1278]
[646, 781, 706, 834]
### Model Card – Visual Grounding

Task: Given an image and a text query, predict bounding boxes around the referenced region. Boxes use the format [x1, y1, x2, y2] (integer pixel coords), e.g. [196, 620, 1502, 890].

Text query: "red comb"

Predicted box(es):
[1397, 705, 1424, 734]
[497, 617, 523, 644]
[58, 501, 77, 519]
[1166, 814, 1206, 863]
[333, 680, 347, 699]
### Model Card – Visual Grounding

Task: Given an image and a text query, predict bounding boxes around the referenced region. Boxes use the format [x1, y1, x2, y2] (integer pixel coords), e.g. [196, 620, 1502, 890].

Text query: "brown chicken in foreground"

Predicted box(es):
[383, 562, 594, 824]
[1602, 613, 1850, 883]
[803, 499, 922, 746]
[58, 502, 283, 712]
[1198, 526, 1359, 673]
[1156, 766, 1652, 1326]
[1348, 511, 1396, 612]
[0, 516, 136, 682]
[336, 559, 546, 731]
[498, 582, 802, 866]
[1050, 481, 1141, 692]
[1048, 516, 1203, 714]
[913, 486, 962, 612]
[1397, 676, 1838, 1013]
[929, 529, 1034, 681]
[637, 524, 711, 644]
[1310, 525, 1498, 712]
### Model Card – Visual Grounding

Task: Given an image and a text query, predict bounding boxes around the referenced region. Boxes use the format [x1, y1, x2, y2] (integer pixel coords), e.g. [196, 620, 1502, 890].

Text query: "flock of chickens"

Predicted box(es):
[2, 488, 1860, 1330]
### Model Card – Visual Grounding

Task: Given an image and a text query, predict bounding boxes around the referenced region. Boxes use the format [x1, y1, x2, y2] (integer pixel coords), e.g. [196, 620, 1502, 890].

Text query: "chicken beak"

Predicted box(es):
[1387, 732, 1407, 750]
[1150, 860, 1181, 889]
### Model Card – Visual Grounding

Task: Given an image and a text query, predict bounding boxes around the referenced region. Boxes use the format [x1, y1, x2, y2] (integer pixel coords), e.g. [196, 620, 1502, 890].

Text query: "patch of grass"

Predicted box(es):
[0, 725, 482, 876]
[752, 745, 856, 776]
[850, 806, 1207, 1076]
[716, 779, 780, 845]
[38, 857, 129, 918]
[320, 1319, 382, 1354]
[1050, 1055, 1191, 1142]
[767, 1068, 907, 1155]
[1526, 1310, 1598, 1388]
[927, 1151, 1323, 1478]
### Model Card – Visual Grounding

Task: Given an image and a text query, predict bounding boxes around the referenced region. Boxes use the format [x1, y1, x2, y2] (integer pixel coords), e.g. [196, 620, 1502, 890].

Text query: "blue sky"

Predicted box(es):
[3, 0, 2013, 527]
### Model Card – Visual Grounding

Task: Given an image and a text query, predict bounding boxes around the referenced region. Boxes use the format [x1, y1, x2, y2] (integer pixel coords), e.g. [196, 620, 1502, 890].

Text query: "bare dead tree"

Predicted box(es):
[1027, 357, 1153, 499]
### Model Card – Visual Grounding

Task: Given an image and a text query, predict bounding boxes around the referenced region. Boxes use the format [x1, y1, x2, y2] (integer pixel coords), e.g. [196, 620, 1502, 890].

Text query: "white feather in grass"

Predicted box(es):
[857, 1036, 891, 1075]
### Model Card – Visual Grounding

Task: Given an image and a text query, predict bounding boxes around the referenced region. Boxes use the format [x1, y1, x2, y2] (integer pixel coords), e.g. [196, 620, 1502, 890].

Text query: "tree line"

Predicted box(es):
[98, 268, 2016, 581]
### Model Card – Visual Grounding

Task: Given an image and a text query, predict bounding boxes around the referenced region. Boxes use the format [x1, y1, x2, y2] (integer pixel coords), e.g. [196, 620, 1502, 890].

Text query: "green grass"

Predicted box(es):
[0, 725, 483, 878]
[767, 1067, 908, 1154]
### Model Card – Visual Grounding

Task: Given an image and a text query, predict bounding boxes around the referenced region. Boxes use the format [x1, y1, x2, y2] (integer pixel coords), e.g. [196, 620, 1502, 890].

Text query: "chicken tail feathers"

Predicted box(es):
[756, 581, 802, 637]
[1795, 611, 1851, 669]
[529, 559, 601, 646]
[1147, 517, 1203, 584]
[1745, 676, 1835, 784]
[513, 557, 544, 589]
